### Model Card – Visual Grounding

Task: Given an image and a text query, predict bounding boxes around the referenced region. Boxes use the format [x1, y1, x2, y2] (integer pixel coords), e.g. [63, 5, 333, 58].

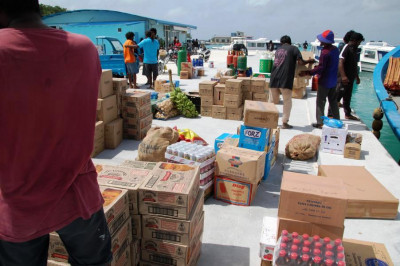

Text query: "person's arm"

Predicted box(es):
[338, 58, 348, 84]
[308, 49, 329, 76]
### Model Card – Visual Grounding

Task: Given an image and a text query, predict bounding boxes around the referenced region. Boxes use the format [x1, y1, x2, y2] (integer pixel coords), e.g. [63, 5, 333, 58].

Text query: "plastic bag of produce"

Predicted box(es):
[174, 127, 208, 145]
[321, 116, 343, 128]
[137, 127, 179, 162]
[154, 99, 179, 120]
[285, 134, 321, 160]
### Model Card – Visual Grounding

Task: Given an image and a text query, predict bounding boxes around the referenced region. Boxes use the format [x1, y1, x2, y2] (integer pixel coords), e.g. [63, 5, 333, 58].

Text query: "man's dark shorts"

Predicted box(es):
[143, 63, 158, 77]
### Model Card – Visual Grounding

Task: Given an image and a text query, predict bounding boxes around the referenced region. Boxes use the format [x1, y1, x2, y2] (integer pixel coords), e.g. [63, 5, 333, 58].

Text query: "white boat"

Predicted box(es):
[360, 41, 395, 72]
[214, 37, 280, 52]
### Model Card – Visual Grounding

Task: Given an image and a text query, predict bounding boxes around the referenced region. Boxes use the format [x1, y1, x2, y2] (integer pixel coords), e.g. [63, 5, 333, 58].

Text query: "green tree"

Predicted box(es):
[39, 4, 67, 16]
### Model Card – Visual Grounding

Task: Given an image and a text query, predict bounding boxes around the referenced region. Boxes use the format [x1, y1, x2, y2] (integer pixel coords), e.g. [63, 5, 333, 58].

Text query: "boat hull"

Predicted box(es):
[360, 61, 376, 72]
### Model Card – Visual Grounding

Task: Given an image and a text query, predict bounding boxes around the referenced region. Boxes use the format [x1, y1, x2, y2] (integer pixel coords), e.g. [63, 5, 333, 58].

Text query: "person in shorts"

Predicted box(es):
[124, 31, 139, 88]
[138, 28, 160, 89]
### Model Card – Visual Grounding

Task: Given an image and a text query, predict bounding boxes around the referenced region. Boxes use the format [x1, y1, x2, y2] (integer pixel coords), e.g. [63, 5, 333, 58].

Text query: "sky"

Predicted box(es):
[40, 0, 400, 45]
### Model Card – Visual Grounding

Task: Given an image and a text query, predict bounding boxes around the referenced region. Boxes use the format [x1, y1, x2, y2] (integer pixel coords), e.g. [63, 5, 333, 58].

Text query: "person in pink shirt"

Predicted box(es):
[0, 1, 112, 265]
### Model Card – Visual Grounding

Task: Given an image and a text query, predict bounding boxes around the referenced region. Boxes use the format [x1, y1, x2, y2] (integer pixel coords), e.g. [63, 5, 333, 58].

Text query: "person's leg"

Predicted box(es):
[268, 88, 280, 104]
[315, 84, 329, 125]
[342, 82, 354, 117]
[152, 63, 159, 87]
[280, 88, 293, 125]
[327, 86, 340, 120]
[0, 234, 49, 266]
[57, 209, 112, 266]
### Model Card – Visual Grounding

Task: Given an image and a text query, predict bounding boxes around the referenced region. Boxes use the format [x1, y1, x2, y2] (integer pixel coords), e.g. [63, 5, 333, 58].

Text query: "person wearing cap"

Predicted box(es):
[300, 30, 340, 128]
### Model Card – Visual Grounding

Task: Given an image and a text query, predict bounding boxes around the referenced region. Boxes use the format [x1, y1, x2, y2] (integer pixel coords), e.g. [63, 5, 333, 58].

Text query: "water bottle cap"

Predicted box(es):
[292, 232, 299, 238]
[281, 230, 289, 236]
[335, 239, 342, 246]
[302, 234, 310, 240]
[325, 259, 334, 266]
[325, 251, 334, 258]
[280, 243, 287, 249]
[279, 250, 287, 257]
[293, 239, 301, 245]
[302, 254, 310, 261]
[337, 253, 345, 259]
[282, 236, 289, 243]
[313, 249, 321, 256]
[337, 246, 344, 252]
[313, 256, 322, 263]
[303, 240, 311, 247]
[326, 244, 334, 250]
[337, 261, 346, 266]
[324, 237, 331, 243]
[315, 242, 323, 249]
[290, 252, 298, 260]
[302, 247, 310, 253]
[290, 245, 298, 251]
[313, 235, 320, 241]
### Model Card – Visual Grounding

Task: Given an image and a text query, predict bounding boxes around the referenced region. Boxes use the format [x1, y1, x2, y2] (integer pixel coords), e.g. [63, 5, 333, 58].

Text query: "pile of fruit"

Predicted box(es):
[170, 87, 199, 118]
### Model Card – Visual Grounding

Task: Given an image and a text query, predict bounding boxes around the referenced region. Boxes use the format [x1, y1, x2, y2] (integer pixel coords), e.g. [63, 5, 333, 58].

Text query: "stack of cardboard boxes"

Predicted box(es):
[48, 186, 131, 266]
[199, 80, 217, 117]
[122, 90, 153, 140]
[138, 162, 204, 266]
[214, 100, 280, 206]
[180, 62, 193, 79]
[292, 51, 315, 99]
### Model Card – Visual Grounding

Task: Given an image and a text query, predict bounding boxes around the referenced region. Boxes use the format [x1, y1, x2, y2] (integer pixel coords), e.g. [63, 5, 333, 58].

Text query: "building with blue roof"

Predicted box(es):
[42, 9, 196, 49]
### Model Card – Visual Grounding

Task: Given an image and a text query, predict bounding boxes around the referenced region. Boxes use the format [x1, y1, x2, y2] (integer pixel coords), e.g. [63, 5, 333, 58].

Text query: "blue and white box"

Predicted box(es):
[239, 124, 270, 152]
[214, 133, 240, 153]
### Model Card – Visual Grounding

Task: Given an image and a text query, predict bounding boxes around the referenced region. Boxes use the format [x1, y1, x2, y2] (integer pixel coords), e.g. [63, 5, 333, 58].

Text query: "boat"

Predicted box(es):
[310, 37, 344, 61]
[360, 41, 396, 72]
[214, 37, 281, 52]
[373, 45, 400, 140]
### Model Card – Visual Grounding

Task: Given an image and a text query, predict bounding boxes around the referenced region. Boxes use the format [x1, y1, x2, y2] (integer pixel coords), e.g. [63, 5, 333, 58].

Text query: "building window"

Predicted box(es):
[364, 50, 376, 59]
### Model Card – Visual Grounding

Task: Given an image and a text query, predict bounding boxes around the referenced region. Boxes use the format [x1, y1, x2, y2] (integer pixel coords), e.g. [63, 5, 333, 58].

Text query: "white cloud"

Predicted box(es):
[247, 0, 271, 7]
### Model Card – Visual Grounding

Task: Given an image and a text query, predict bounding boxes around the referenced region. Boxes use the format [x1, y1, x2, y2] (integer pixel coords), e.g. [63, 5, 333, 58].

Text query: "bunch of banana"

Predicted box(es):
[170, 87, 198, 118]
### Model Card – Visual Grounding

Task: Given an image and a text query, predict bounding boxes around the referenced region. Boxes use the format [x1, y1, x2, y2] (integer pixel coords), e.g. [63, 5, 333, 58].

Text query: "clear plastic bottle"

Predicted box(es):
[299, 254, 310, 266]
[275, 250, 290, 266]
[303, 240, 312, 249]
[289, 252, 299, 266]
[281, 236, 290, 244]
[279, 242, 288, 252]
[314, 242, 323, 251]
[337, 261, 346, 266]
[293, 238, 302, 248]
[301, 246, 310, 256]
[290, 245, 299, 255]
[336, 252, 345, 264]
[312, 248, 322, 259]
[166, 146, 173, 154]
[302, 234, 310, 242]
[324, 251, 334, 261]
[312, 256, 322, 266]
[324, 258, 334, 266]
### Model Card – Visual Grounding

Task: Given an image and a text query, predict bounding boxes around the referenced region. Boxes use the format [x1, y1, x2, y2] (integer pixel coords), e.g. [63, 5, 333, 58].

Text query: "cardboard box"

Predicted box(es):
[130, 240, 141, 266]
[123, 124, 151, 140]
[211, 105, 226, 119]
[197, 68, 204, 76]
[201, 106, 212, 117]
[292, 87, 306, 99]
[138, 162, 200, 220]
[123, 90, 151, 108]
[213, 83, 225, 105]
[155, 80, 167, 92]
[97, 164, 154, 215]
[123, 114, 153, 130]
[318, 165, 399, 219]
[91, 121, 105, 157]
[159, 83, 173, 93]
[237, 77, 252, 87]
[201, 95, 213, 107]
[112, 77, 128, 91]
[122, 103, 152, 120]
[99, 69, 114, 99]
[343, 239, 394, 266]
[239, 124, 270, 151]
[278, 171, 347, 227]
[130, 214, 141, 239]
[142, 190, 204, 246]
[252, 92, 268, 102]
[225, 79, 243, 95]
[343, 143, 361, 160]
[277, 217, 344, 240]
[226, 106, 244, 121]
[260, 260, 273, 266]
[244, 91, 253, 100]
[224, 93, 243, 108]
[199, 81, 217, 96]
[216, 145, 266, 183]
[180, 70, 190, 79]
[214, 133, 240, 153]
[220, 75, 235, 84]
[321, 124, 348, 155]
[100, 185, 130, 236]
[243, 100, 279, 129]
[214, 176, 259, 206]
[121, 160, 158, 170]
[105, 118, 123, 149]
[259, 216, 278, 261]
[251, 78, 266, 93]
[97, 95, 118, 124]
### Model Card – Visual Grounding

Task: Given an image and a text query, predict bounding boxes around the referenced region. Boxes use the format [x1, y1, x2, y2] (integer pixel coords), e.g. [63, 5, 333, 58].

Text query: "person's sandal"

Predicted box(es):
[345, 115, 360, 121]
[282, 123, 293, 129]
[312, 123, 323, 129]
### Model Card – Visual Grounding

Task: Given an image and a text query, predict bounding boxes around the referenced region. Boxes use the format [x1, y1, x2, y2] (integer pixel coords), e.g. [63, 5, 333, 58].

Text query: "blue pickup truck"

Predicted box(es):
[96, 36, 127, 77]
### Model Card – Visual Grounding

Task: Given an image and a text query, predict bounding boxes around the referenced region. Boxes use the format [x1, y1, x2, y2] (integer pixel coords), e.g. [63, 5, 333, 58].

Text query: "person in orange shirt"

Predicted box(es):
[123, 32, 139, 88]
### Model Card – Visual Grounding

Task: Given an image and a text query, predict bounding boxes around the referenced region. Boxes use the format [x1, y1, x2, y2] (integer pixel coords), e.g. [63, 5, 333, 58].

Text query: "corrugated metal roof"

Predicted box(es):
[42, 9, 197, 29]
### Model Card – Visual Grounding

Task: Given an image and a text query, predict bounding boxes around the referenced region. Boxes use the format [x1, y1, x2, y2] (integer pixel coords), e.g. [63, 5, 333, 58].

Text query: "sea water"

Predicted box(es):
[352, 71, 400, 162]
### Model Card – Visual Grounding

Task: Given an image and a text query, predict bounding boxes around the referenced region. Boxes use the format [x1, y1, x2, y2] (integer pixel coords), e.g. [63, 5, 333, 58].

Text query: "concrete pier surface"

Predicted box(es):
[93, 49, 400, 266]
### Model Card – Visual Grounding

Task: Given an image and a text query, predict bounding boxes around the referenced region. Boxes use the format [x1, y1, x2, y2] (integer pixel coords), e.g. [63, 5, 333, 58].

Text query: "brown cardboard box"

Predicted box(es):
[211, 105, 226, 119]
[122, 103, 152, 120]
[138, 162, 200, 220]
[98, 69, 114, 99]
[261, 260, 273, 266]
[278, 171, 347, 227]
[343, 239, 394, 266]
[180, 70, 190, 79]
[213, 83, 225, 105]
[216, 145, 266, 183]
[225, 79, 243, 95]
[123, 90, 151, 108]
[197, 68, 205, 76]
[277, 217, 344, 240]
[199, 81, 217, 96]
[226, 105, 243, 120]
[123, 124, 151, 140]
[292, 87, 306, 99]
[130, 240, 140, 266]
[105, 118, 123, 149]
[141, 214, 203, 265]
[123, 114, 153, 130]
[97, 164, 154, 215]
[201, 95, 213, 106]
[214, 176, 259, 206]
[244, 91, 253, 100]
[112, 77, 128, 91]
[243, 100, 279, 129]
[142, 190, 204, 246]
[252, 92, 268, 102]
[94, 121, 104, 140]
[131, 214, 141, 239]
[201, 106, 212, 117]
[251, 78, 266, 93]
[155, 80, 167, 92]
[97, 95, 118, 124]
[220, 75, 235, 84]
[343, 143, 361, 160]
[121, 160, 158, 170]
[237, 77, 252, 93]
[91, 137, 105, 158]
[224, 93, 243, 108]
[318, 165, 399, 219]
[159, 83, 173, 93]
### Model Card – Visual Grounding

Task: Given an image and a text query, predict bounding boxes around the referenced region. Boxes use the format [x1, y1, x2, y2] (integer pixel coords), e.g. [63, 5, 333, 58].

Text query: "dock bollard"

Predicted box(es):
[372, 107, 384, 139]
